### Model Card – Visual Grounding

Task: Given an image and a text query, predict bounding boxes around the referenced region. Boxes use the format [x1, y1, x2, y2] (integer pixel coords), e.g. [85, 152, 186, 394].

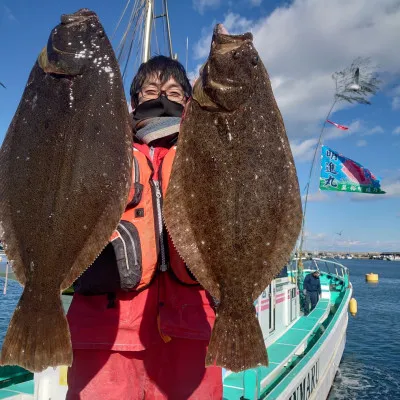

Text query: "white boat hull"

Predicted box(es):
[272, 288, 351, 400]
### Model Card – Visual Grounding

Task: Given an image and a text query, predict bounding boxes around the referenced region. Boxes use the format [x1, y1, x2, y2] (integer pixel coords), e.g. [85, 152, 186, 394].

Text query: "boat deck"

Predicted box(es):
[223, 299, 331, 399]
[0, 382, 33, 400]
[0, 366, 33, 400]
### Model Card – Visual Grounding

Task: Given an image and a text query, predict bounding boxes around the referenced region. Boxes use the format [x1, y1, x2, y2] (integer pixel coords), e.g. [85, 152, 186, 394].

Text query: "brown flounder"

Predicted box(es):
[0, 9, 132, 372]
[163, 24, 302, 372]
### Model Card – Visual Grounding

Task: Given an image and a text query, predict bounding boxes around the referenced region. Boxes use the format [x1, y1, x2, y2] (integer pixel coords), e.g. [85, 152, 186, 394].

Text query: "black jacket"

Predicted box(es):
[303, 273, 321, 294]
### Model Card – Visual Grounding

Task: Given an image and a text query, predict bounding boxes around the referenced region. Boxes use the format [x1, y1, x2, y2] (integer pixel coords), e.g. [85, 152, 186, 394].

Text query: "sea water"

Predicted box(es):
[328, 259, 400, 399]
[1, 259, 399, 399]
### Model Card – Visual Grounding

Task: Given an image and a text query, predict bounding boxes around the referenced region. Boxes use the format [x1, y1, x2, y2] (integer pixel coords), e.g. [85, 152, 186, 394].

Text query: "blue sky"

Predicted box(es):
[0, 0, 399, 252]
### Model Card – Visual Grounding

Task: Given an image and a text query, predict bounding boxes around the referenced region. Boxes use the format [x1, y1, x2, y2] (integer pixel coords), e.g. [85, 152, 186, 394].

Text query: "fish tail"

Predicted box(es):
[205, 301, 268, 372]
[0, 286, 72, 372]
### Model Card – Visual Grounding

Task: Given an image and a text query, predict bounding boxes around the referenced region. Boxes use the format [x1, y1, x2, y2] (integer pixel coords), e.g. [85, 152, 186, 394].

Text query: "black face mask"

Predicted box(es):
[132, 95, 184, 121]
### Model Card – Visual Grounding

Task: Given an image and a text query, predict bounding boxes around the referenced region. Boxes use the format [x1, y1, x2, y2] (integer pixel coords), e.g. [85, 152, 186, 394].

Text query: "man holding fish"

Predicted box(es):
[66, 55, 223, 399]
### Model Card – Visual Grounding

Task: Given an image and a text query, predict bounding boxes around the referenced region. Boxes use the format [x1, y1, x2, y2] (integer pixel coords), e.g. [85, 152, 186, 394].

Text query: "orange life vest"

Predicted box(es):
[109, 145, 198, 291]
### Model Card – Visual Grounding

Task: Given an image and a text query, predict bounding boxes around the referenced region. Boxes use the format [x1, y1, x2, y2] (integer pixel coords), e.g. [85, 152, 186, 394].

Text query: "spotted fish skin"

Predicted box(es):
[0, 9, 132, 372]
[163, 24, 302, 372]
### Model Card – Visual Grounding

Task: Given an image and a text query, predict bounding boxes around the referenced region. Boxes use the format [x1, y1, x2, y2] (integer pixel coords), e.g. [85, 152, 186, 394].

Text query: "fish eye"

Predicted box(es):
[251, 56, 259, 66]
[232, 51, 240, 60]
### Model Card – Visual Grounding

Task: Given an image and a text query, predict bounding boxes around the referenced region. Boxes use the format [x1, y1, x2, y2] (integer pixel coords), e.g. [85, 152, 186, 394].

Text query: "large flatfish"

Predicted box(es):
[163, 24, 302, 372]
[0, 9, 132, 372]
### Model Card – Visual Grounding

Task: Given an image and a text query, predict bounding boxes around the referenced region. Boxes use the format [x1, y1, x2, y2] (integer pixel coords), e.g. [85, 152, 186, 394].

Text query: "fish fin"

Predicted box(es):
[0, 287, 72, 372]
[205, 301, 268, 372]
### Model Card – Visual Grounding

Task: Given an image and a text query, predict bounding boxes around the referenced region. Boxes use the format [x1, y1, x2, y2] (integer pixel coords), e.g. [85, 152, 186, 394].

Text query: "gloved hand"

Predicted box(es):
[303, 289, 307, 295]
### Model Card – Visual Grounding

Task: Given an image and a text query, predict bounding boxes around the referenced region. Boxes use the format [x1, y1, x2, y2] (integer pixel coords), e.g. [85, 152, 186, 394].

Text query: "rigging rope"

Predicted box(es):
[111, 0, 132, 40]
[152, 6, 160, 55]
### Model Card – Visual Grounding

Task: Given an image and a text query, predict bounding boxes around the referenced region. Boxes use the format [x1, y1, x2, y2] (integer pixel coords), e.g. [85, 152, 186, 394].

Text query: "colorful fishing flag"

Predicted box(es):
[326, 120, 349, 130]
[320, 146, 385, 194]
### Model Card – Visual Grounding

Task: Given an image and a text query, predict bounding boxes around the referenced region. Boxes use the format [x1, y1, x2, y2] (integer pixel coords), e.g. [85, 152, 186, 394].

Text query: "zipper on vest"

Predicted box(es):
[149, 146, 155, 161]
[153, 180, 168, 271]
[149, 146, 168, 272]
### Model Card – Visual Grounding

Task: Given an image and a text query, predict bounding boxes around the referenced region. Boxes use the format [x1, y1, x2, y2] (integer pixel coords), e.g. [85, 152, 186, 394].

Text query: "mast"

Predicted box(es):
[142, 0, 175, 63]
[114, 0, 177, 79]
[142, 0, 153, 63]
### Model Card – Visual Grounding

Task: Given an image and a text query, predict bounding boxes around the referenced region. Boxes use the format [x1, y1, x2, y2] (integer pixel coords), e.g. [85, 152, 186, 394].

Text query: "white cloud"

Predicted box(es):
[193, 31, 213, 60]
[384, 180, 400, 197]
[193, 0, 221, 14]
[336, 239, 367, 247]
[393, 126, 400, 135]
[193, 13, 253, 60]
[392, 97, 400, 110]
[273, 120, 382, 160]
[289, 138, 317, 162]
[393, 85, 400, 96]
[347, 120, 362, 133]
[304, 231, 327, 241]
[322, 119, 365, 141]
[3, 6, 16, 22]
[290, 120, 380, 162]
[364, 125, 384, 135]
[302, 230, 400, 252]
[350, 176, 400, 201]
[356, 140, 367, 147]
[249, 0, 262, 6]
[193, 0, 400, 139]
[330, 121, 384, 138]
[187, 63, 203, 85]
[302, 191, 329, 202]
[370, 239, 400, 251]
[389, 84, 400, 110]
[370, 126, 384, 134]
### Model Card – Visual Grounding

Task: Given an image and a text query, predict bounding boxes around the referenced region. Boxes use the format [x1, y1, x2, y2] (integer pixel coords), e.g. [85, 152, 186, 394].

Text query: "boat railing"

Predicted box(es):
[307, 257, 349, 280]
[288, 257, 350, 286]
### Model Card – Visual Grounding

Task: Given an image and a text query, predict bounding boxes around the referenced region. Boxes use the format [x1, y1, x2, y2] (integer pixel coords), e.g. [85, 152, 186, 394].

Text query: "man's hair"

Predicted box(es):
[130, 55, 192, 107]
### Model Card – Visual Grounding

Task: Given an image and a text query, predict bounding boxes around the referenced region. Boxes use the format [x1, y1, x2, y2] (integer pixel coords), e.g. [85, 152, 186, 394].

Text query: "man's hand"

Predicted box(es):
[303, 289, 307, 295]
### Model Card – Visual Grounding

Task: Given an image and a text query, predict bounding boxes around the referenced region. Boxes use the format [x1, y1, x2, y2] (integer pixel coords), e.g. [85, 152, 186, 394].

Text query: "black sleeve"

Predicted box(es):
[303, 275, 310, 291]
[73, 243, 121, 295]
